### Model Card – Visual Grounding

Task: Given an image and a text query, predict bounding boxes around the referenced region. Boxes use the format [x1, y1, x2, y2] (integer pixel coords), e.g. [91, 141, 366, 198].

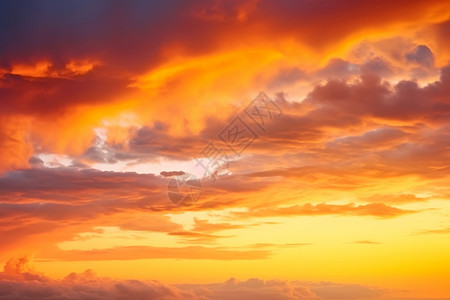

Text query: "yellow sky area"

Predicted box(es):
[32, 201, 450, 297]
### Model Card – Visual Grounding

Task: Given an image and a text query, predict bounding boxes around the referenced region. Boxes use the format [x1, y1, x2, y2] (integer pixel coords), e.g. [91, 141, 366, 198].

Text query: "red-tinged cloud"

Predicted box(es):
[0, 257, 396, 300]
[0, 0, 449, 172]
[1, 1, 446, 69]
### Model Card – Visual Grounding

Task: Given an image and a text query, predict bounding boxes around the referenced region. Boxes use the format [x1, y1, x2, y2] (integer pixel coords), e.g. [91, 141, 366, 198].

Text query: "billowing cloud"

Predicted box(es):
[0, 258, 396, 300]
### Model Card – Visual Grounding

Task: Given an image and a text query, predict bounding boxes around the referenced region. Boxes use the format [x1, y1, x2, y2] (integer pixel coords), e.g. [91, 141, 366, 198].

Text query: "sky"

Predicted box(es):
[0, 0, 450, 299]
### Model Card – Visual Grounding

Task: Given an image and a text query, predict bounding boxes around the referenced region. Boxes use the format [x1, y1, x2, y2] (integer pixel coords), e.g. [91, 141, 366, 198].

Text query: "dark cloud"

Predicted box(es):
[268, 67, 307, 89]
[160, 171, 185, 177]
[309, 282, 381, 300]
[405, 45, 435, 68]
[0, 1, 185, 72]
[0, 258, 391, 300]
[360, 57, 393, 76]
[0, 71, 135, 116]
[317, 58, 360, 79]
[0, 0, 439, 69]
[0, 168, 166, 203]
[327, 127, 408, 150]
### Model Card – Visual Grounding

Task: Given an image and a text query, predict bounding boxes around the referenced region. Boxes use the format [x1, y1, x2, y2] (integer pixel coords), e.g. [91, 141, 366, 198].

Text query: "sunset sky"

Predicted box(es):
[1, 1, 450, 299]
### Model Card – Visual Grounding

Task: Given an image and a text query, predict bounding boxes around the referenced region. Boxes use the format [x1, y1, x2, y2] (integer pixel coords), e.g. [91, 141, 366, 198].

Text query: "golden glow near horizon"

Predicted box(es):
[1, 1, 450, 299]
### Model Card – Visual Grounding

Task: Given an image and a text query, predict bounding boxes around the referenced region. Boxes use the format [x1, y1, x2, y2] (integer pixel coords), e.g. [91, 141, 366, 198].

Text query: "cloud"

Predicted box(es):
[0, 167, 189, 253]
[308, 282, 381, 300]
[42, 245, 270, 261]
[0, 3, 449, 297]
[352, 240, 382, 245]
[0, 261, 200, 300]
[0, 116, 33, 172]
[193, 278, 318, 300]
[360, 57, 394, 76]
[168, 230, 234, 244]
[326, 127, 408, 150]
[232, 203, 416, 219]
[192, 218, 250, 233]
[269, 67, 307, 89]
[417, 227, 450, 235]
[361, 194, 430, 204]
[160, 171, 186, 177]
[2, 256, 35, 276]
[0, 259, 387, 300]
[317, 59, 360, 80]
[405, 45, 435, 68]
[0, 167, 166, 204]
[0, 0, 448, 173]
[0, 258, 325, 300]
[0, 254, 445, 300]
[246, 243, 311, 249]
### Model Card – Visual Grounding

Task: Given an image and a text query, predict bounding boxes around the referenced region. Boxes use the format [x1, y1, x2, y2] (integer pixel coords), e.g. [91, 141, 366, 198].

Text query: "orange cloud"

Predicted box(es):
[232, 203, 416, 219]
